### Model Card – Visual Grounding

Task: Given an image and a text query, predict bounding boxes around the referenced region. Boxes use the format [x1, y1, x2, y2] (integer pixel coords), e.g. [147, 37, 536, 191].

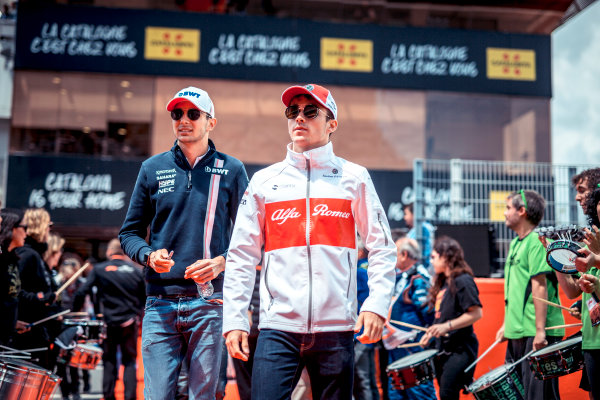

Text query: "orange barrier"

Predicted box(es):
[114, 277, 587, 399]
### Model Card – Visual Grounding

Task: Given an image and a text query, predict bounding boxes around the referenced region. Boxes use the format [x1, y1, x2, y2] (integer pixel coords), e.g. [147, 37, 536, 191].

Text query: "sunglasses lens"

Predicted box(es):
[187, 109, 201, 121]
[171, 109, 183, 120]
[171, 109, 203, 121]
[303, 105, 319, 119]
[285, 105, 320, 119]
[285, 106, 300, 119]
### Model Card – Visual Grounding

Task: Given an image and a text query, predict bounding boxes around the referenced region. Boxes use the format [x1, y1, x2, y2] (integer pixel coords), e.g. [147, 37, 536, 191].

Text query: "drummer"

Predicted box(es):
[386, 237, 436, 400]
[496, 190, 564, 400]
[558, 187, 600, 400]
[419, 236, 482, 400]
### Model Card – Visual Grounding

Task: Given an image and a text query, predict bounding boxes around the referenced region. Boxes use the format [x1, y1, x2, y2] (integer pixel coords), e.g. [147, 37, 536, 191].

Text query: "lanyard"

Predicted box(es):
[505, 235, 527, 305]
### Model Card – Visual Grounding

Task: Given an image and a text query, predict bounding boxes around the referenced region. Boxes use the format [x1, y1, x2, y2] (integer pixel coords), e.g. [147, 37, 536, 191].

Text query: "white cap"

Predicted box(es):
[166, 86, 215, 117]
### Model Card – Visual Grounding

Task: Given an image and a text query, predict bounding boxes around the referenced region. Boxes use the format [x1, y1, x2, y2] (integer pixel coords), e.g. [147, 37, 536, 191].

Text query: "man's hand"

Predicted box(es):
[15, 320, 31, 334]
[495, 324, 506, 342]
[583, 226, 600, 254]
[354, 311, 384, 344]
[148, 249, 175, 273]
[532, 330, 547, 351]
[579, 273, 600, 294]
[225, 330, 250, 361]
[575, 247, 600, 273]
[184, 255, 225, 284]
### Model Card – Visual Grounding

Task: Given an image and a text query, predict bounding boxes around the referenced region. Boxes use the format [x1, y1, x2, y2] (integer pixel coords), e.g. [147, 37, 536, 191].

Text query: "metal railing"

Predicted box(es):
[413, 158, 595, 275]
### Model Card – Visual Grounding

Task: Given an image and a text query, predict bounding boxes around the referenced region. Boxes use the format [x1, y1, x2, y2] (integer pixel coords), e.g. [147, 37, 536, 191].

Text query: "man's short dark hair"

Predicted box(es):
[584, 188, 600, 228]
[508, 190, 545, 226]
[403, 203, 413, 214]
[571, 168, 600, 188]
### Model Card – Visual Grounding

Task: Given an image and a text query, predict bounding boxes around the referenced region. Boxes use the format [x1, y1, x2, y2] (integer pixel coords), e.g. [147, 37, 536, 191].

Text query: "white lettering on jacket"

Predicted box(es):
[271, 207, 301, 225]
[312, 204, 351, 218]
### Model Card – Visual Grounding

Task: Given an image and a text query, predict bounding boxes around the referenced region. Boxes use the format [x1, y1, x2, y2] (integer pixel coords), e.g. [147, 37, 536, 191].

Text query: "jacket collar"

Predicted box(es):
[285, 142, 334, 169]
[171, 139, 216, 169]
[25, 236, 48, 256]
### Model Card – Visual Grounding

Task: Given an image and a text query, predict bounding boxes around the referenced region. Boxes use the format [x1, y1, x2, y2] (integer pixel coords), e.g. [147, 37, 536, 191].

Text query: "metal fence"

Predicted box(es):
[413, 158, 596, 276]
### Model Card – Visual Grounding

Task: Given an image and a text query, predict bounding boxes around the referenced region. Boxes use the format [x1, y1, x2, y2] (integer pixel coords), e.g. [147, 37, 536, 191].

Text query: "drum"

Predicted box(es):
[467, 364, 525, 400]
[68, 343, 103, 370]
[386, 349, 438, 390]
[0, 357, 51, 400]
[537, 225, 585, 274]
[528, 336, 584, 380]
[63, 318, 107, 343]
[39, 373, 61, 400]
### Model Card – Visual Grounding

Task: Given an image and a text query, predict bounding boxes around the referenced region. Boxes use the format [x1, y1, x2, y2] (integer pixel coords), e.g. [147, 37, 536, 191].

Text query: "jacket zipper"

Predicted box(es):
[378, 212, 388, 246]
[187, 171, 192, 190]
[264, 255, 274, 310]
[346, 252, 352, 297]
[305, 159, 313, 333]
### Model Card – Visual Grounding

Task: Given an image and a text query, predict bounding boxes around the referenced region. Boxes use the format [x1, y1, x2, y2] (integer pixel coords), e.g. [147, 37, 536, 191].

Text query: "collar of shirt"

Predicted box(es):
[192, 148, 210, 168]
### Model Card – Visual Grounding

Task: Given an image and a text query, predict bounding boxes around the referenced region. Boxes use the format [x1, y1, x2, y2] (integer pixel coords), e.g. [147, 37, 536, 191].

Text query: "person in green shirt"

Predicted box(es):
[559, 187, 600, 400]
[495, 189, 564, 400]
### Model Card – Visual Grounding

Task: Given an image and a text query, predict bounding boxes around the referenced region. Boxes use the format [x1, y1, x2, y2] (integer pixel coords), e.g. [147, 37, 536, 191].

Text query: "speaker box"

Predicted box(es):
[434, 224, 496, 277]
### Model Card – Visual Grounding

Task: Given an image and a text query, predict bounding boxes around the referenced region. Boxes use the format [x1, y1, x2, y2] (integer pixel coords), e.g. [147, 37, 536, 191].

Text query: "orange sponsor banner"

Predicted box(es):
[264, 198, 355, 252]
[486, 47, 536, 81]
[320, 37, 373, 72]
[144, 26, 200, 62]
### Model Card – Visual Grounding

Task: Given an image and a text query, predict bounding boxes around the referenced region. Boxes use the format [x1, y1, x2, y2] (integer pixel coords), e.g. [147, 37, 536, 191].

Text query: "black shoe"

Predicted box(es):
[83, 382, 90, 393]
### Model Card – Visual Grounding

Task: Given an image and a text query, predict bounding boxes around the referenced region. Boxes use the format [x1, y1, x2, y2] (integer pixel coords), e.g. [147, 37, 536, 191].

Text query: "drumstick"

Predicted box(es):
[0, 344, 30, 355]
[532, 296, 575, 312]
[464, 338, 502, 373]
[0, 354, 30, 359]
[390, 319, 428, 332]
[395, 342, 423, 349]
[0, 347, 47, 354]
[55, 262, 90, 296]
[510, 348, 536, 367]
[545, 323, 582, 330]
[27, 309, 71, 328]
[389, 319, 449, 337]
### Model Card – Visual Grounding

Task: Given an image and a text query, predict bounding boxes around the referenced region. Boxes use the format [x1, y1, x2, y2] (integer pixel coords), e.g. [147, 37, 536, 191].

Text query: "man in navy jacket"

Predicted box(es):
[119, 86, 248, 399]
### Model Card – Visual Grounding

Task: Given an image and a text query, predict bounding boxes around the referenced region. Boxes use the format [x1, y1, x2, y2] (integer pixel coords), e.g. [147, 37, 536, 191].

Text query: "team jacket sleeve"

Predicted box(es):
[119, 164, 154, 264]
[223, 177, 265, 335]
[354, 169, 397, 319]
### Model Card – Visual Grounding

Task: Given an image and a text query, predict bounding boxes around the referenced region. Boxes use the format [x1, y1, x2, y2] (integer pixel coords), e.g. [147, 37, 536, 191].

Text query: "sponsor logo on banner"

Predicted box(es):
[489, 190, 512, 222]
[144, 27, 200, 62]
[486, 48, 536, 81]
[320, 38, 373, 72]
[264, 198, 355, 252]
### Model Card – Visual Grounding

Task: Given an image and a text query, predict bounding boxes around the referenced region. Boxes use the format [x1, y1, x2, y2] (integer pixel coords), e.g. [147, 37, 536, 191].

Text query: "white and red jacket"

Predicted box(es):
[223, 142, 396, 335]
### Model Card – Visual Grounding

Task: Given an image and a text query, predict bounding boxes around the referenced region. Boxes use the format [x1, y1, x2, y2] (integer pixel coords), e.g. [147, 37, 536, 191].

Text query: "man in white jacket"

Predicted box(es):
[223, 83, 396, 400]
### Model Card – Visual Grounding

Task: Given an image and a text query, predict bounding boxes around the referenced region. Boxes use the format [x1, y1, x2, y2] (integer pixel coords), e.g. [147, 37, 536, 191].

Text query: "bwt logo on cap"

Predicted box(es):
[179, 91, 203, 98]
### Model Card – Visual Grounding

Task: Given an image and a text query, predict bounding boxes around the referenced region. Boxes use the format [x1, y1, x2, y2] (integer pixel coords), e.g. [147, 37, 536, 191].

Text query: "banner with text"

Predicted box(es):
[15, 4, 551, 97]
[6, 155, 141, 227]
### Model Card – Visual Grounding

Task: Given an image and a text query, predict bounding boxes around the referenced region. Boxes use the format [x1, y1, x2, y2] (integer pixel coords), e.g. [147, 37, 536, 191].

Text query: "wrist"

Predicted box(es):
[143, 250, 153, 266]
[447, 320, 453, 330]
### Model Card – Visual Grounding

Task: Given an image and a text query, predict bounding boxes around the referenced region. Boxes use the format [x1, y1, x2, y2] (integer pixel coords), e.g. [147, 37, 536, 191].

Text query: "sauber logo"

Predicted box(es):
[271, 207, 301, 225]
[312, 204, 350, 219]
